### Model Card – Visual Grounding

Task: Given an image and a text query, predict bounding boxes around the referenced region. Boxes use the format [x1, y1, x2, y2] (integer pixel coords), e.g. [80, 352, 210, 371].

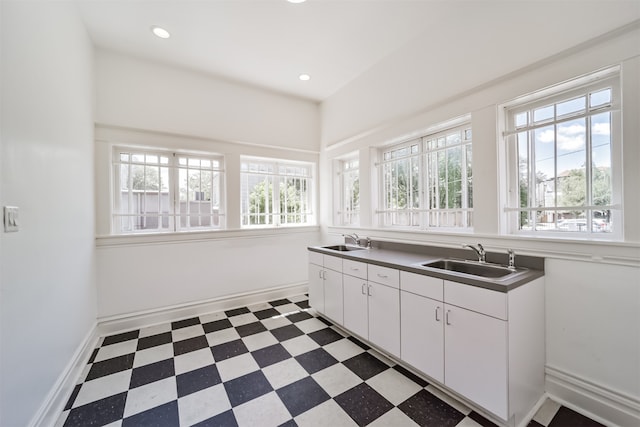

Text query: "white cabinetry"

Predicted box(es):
[308, 252, 343, 325]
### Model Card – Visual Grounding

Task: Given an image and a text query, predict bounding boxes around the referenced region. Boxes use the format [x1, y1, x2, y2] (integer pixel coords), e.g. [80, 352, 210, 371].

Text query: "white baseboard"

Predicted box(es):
[29, 323, 100, 427]
[98, 282, 308, 336]
[32, 283, 308, 427]
[546, 365, 640, 427]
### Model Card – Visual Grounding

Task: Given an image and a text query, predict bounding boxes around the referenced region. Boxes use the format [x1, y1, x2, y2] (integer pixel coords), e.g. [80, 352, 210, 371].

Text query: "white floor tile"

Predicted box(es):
[288, 294, 308, 303]
[295, 399, 358, 427]
[275, 303, 302, 315]
[138, 323, 171, 338]
[247, 302, 273, 312]
[311, 363, 362, 397]
[533, 398, 562, 426]
[366, 368, 423, 405]
[455, 416, 485, 427]
[123, 377, 177, 418]
[174, 347, 215, 375]
[199, 311, 226, 323]
[132, 343, 173, 368]
[171, 324, 205, 342]
[206, 328, 241, 346]
[281, 334, 320, 357]
[232, 392, 291, 427]
[216, 353, 260, 382]
[94, 340, 138, 363]
[262, 358, 309, 390]
[367, 407, 419, 427]
[261, 316, 292, 330]
[177, 383, 231, 426]
[229, 313, 259, 327]
[295, 318, 329, 334]
[322, 338, 365, 362]
[73, 370, 132, 408]
[243, 331, 279, 351]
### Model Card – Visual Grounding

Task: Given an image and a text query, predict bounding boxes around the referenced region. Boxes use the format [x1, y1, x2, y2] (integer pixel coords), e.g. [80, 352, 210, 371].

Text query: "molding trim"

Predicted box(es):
[545, 365, 640, 427]
[98, 282, 309, 336]
[28, 324, 100, 427]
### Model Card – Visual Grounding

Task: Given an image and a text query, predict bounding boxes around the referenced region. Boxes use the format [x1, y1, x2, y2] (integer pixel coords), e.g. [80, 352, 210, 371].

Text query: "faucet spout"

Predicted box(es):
[463, 243, 486, 263]
[342, 233, 360, 246]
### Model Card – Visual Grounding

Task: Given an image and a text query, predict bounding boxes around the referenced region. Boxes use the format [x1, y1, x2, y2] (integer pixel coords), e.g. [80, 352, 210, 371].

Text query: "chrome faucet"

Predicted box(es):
[463, 243, 486, 263]
[507, 249, 516, 270]
[343, 233, 360, 246]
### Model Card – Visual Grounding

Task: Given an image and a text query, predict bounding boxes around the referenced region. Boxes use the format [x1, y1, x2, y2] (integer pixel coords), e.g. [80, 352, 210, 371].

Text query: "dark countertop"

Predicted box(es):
[308, 244, 545, 292]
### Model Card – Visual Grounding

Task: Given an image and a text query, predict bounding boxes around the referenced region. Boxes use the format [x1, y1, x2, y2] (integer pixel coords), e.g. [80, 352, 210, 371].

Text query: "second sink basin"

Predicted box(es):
[322, 245, 365, 252]
[421, 259, 518, 278]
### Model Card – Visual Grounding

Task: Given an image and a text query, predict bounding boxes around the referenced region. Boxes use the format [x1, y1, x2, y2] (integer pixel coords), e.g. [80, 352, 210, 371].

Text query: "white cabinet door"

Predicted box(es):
[308, 263, 325, 314]
[444, 304, 508, 420]
[343, 275, 368, 340]
[324, 268, 344, 325]
[368, 282, 400, 357]
[401, 291, 444, 383]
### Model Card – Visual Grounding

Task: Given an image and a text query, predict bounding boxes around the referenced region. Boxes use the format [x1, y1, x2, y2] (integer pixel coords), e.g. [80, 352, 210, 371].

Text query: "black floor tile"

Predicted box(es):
[171, 317, 200, 330]
[235, 321, 267, 337]
[251, 343, 292, 368]
[223, 370, 273, 407]
[122, 400, 179, 427]
[347, 336, 370, 350]
[254, 308, 281, 320]
[63, 392, 127, 426]
[269, 298, 291, 307]
[279, 420, 298, 427]
[137, 331, 173, 351]
[308, 328, 344, 346]
[211, 339, 249, 362]
[203, 318, 233, 334]
[102, 330, 139, 346]
[173, 335, 209, 356]
[285, 311, 313, 323]
[271, 324, 304, 342]
[342, 352, 389, 381]
[393, 364, 429, 387]
[469, 411, 499, 427]
[85, 353, 135, 381]
[225, 307, 250, 317]
[295, 300, 310, 309]
[176, 364, 222, 397]
[549, 406, 605, 427]
[397, 389, 465, 427]
[193, 409, 239, 427]
[276, 376, 330, 417]
[129, 358, 175, 389]
[528, 420, 545, 427]
[63, 384, 82, 411]
[87, 348, 99, 364]
[317, 317, 333, 326]
[334, 383, 393, 426]
[295, 348, 338, 374]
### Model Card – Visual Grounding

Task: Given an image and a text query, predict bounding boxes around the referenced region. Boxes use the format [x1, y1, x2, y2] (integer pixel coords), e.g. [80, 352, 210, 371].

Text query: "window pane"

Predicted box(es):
[590, 89, 611, 108]
[517, 132, 529, 209]
[556, 96, 585, 117]
[132, 153, 144, 163]
[515, 112, 528, 128]
[556, 118, 586, 207]
[591, 112, 612, 208]
[533, 105, 554, 123]
[533, 125, 555, 207]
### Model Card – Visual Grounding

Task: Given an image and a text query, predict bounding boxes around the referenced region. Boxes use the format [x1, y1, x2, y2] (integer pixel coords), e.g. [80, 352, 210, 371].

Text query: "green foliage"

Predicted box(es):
[247, 178, 303, 224]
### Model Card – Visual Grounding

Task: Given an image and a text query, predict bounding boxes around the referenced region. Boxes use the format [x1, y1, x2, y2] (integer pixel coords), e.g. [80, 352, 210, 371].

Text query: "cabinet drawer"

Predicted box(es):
[343, 259, 367, 279]
[308, 251, 323, 266]
[400, 271, 443, 300]
[444, 280, 507, 320]
[324, 255, 343, 272]
[368, 264, 400, 288]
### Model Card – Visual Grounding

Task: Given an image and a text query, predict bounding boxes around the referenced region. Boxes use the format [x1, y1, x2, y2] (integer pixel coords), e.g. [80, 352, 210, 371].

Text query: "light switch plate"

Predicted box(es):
[4, 206, 19, 232]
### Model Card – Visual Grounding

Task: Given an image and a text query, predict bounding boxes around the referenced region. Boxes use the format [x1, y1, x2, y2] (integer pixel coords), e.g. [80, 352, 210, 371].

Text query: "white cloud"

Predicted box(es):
[557, 123, 585, 151]
[593, 122, 610, 135]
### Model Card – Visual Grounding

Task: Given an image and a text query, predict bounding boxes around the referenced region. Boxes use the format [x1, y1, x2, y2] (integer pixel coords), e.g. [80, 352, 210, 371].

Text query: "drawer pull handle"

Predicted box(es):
[435, 306, 441, 322]
[446, 310, 452, 325]
[351, 267, 359, 271]
[367, 285, 373, 296]
[377, 273, 388, 279]
[361, 283, 367, 295]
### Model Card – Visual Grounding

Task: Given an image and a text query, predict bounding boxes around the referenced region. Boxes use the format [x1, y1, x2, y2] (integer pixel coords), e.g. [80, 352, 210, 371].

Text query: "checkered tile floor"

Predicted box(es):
[57, 295, 603, 427]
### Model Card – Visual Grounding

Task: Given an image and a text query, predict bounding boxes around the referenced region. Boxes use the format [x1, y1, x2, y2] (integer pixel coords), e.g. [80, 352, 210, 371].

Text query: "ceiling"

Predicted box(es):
[76, 1, 640, 103]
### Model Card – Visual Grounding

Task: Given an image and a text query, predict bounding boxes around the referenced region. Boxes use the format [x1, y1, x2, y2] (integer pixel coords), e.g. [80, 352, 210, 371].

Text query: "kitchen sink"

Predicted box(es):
[322, 245, 366, 252]
[421, 259, 519, 279]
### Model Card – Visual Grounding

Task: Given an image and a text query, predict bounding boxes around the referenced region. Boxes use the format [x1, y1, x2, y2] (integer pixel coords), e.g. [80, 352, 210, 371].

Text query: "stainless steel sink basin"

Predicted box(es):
[421, 259, 518, 278]
[322, 245, 365, 252]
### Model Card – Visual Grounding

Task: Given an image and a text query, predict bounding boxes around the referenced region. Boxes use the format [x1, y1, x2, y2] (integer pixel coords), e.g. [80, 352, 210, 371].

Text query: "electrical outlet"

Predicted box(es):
[4, 206, 19, 232]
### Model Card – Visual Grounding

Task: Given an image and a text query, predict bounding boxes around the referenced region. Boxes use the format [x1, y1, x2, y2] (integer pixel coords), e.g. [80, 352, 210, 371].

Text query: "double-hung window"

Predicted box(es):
[113, 147, 225, 234]
[502, 67, 620, 238]
[337, 156, 360, 226]
[378, 122, 473, 229]
[240, 157, 315, 227]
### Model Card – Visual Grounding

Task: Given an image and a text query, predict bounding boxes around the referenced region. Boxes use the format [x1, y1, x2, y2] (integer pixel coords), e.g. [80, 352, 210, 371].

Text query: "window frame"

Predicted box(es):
[377, 121, 473, 231]
[501, 67, 622, 240]
[112, 146, 226, 235]
[240, 156, 316, 228]
[335, 155, 360, 226]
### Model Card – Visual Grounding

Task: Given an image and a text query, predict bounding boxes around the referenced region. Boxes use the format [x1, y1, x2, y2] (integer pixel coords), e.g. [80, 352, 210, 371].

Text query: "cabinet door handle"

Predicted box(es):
[351, 267, 360, 271]
[377, 273, 388, 279]
[367, 284, 373, 296]
[435, 306, 441, 322]
[318, 270, 323, 279]
[361, 283, 367, 295]
[445, 310, 452, 325]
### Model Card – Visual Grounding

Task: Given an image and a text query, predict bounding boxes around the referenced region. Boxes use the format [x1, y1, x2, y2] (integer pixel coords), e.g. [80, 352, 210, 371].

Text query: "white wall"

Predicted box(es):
[94, 52, 322, 319]
[0, 2, 97, 426]
[320, 22, 640, 426]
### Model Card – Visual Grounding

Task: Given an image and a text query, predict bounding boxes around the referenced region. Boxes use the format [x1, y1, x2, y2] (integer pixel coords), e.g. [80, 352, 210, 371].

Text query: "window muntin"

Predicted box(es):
[379, 124, 473, 229]
[240, 157, 314, 227]
[113, 148, 225, 234]
[504, 71, 620, 237]
[337, 157, 360, 226]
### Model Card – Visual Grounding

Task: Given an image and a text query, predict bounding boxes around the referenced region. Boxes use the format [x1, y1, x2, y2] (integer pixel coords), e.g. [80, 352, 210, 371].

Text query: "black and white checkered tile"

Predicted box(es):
[57, 295, 603, 427]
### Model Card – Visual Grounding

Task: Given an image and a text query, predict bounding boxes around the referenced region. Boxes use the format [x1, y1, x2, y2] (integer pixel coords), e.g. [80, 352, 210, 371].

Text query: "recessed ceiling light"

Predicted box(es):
[151, 26, 170, 39]
[299, 74, 311, 81]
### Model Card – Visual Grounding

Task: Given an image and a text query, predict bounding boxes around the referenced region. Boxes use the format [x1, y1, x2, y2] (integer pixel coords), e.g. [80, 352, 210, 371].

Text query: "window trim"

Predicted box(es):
[335, 154, 360, 226]
[500, 67, 622, 240]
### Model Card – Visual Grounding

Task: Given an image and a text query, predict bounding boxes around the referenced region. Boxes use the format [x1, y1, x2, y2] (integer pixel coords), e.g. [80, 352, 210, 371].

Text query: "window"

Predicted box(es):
[503, 67, 620, 238]
[240, 157, 314, 227]
[113, 148, 224, 234]
[378, 123, 473, 229]
[337, 157, 360, 226]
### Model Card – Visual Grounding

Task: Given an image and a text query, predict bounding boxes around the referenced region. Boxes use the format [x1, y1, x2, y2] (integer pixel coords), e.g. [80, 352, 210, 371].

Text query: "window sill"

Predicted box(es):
[96, 225, 320, 248]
